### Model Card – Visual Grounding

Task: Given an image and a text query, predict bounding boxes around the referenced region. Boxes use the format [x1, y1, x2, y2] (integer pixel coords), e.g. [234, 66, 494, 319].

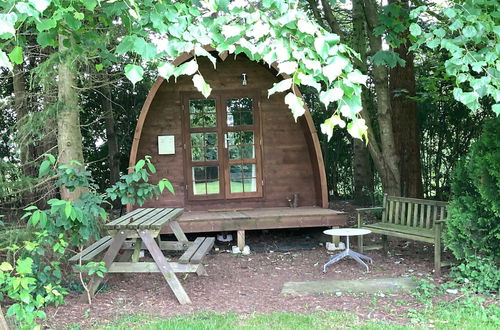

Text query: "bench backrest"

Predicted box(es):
[381, 194, 448, 229]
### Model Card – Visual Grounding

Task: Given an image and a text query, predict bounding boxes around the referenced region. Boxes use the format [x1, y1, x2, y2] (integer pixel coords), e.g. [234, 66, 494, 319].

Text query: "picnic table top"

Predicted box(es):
[105, 208, 184, 230]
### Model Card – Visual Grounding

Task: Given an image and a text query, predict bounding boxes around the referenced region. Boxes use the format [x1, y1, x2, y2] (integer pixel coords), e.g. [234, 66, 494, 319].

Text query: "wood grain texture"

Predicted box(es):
[129, 51, 330, 214]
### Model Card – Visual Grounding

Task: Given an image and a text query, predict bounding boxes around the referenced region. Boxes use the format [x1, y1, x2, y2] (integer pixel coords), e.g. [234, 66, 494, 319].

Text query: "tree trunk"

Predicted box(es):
[12, 64, 36, 178]
[361, 0, 401, 196]
[389, 0, 423, 198]
[351, 0, 374, 204]
[57, 35, 86, 201]
[101, 78, 120, 187]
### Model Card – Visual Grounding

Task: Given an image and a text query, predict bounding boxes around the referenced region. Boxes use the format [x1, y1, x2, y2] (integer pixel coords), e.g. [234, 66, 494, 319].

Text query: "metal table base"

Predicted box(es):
[323, 235, 373, 272]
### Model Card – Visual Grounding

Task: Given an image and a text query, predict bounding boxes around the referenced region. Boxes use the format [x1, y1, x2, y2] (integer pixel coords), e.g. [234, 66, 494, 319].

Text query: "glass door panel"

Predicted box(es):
[223, 94, 262, 198]
[186, 97, 223, 199]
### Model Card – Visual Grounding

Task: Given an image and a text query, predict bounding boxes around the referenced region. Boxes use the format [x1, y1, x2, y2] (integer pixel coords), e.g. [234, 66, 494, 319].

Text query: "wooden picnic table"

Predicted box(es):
[71, 208, 214, 305]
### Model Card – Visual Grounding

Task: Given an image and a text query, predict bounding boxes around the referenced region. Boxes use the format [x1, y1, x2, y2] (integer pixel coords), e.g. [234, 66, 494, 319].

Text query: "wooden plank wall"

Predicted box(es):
[136, 56, 320, 211]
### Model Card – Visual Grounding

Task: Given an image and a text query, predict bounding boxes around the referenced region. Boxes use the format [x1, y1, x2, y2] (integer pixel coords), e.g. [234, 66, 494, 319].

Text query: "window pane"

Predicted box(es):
[243, 178, 257, 192]
[227, 98, 253, 127]
[191, 133, 203, 147]
[191, 147, 204, 161]
[190, 99, 216, 113]
[230, 165, 242, 179]
[242, 164, 256, 178]
[205, 133, 217, 146]
[241, 145, 255, 159]
[229, 146, 241, 160]
[204, 113, 217, 127]
[192, 167, 206, 181]
[190, 113, 204, 128]
[227, 132, 240, 146]
[206, 180, 220, 194]
[206, 166, 219, 180]
[241, 131, 254, 144]
[205, 147, 218, 160]
[193, 182, 207, 195]
[230, 179, 243, 193]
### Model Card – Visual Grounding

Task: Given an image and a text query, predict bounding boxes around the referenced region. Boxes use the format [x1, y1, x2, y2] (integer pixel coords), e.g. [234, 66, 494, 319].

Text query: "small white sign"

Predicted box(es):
[158, 135, 175, 155]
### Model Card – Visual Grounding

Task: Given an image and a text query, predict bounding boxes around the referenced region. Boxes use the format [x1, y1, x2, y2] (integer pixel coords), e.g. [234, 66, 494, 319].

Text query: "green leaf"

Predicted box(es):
[347, 118, 368, 140]
[192, 74, 212, 98]
[278, 61, 298, 75]
[82, 0, 98, 11]
[36, 18, 57, 32]
[0, 13, 17, 38]
[492, 104, 500, 115]
[133, 37, 157, 61]
[38, 160, 51, 178]
[64, 202, 72, 218]
[443, 8, 456, 18]
[124, 64, 144, 85]
[36, 30, 57, 47]
[462, 25, 477, 38]
[268, 78, 292, 97]
[63, 12, 82, 30]
[409, 23, 422, 37]
[0, 262, 13, 272]
[347, 70, 368, 85]
[116, 35, 137, 54]
[174, 60, 198, 78]
[297, 73, 321, 91]
[95, 63, 103, 72]
[15, 257, 33, 275]
[8, 46, 23, 65]
[158, 62, 176, 80]
[297, 19, 317, 35]
[135, 159, 146, 171]
[19, 291, 31, 304]
[0, 50, 12, 70]
[319, 88, 344, 108]
[30, 0, 50, 12]
[314, 36, 328, 59]
[323, 63, 343, 83]
[284, 92, 305, 121]
[16, 2, 39, 17]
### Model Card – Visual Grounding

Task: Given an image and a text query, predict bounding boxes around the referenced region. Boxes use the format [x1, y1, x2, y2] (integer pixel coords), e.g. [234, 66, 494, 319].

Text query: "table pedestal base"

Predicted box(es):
[323, 249, 373, 272]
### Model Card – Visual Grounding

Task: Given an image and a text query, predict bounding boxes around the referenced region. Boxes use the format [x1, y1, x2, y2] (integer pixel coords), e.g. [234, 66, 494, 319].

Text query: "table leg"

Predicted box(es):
[87, 232, 127, 298]
[138, 229, 192, 305]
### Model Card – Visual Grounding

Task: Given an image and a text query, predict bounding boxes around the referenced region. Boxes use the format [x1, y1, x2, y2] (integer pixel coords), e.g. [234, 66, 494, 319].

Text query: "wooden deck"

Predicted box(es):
[162, 207, 346, 234]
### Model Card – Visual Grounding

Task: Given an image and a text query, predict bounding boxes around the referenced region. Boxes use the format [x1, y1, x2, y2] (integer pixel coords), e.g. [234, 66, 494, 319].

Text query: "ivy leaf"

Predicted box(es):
[284, 92, 305, 121]
[124, 64, 144, 86]
[462, 26, 477, 39]
[192, 74, 212, 98]
[268, 78, 292, 97]
[158, 62, 176, 80]
[409, 23, 422, 37]
[0, 50, 13, 70]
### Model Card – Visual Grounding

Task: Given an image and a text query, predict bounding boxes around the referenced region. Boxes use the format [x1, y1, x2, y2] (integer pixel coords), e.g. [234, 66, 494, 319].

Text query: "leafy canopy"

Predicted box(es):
[0, 0, 368, 139]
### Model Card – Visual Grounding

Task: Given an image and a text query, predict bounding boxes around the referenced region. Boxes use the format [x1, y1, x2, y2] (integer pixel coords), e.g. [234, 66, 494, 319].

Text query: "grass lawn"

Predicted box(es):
[72, 296, 499, 330]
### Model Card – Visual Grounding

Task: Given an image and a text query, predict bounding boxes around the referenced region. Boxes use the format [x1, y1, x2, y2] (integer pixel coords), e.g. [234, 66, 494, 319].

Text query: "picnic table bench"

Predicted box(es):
[357, 194, 448, 276]
[70, 208, 214, 304]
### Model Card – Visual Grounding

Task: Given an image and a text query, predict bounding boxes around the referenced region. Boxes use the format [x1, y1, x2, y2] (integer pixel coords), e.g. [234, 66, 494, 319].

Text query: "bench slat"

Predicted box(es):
[149, 208, 184, 229]
[190, 237, 215, 263]
[139, 208, 176, 228]
[364, 223, 435, 244]
[127, 208, 166, 228]
[105, 208, 145, 227]
[178, 237, 204, 264]
[69, 236, 113, 263]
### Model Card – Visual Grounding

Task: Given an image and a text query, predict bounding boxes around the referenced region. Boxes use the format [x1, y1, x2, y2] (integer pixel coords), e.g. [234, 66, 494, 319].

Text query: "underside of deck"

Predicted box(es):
[163, 207, 346, 234]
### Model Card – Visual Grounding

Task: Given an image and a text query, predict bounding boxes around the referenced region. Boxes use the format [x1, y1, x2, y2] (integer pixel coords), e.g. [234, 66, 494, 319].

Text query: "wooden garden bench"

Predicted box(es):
[357, 194, 448, 276]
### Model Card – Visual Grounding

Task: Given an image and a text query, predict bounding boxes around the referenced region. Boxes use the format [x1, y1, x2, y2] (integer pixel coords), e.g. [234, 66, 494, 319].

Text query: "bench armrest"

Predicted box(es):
[357, 207, 384, 227]
[356, 207, 385, 213]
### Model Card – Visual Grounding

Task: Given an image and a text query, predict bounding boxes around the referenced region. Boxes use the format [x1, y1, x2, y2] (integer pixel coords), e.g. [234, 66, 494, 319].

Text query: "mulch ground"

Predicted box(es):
[44, 202, 454, 329]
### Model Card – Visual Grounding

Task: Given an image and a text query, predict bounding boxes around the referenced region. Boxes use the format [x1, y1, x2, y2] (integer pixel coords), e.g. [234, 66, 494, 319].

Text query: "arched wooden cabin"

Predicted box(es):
[130, 52, 346, 245]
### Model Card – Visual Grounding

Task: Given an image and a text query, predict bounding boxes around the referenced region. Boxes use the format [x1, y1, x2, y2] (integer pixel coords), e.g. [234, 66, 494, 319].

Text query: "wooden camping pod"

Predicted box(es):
[129, 52, 329, 212]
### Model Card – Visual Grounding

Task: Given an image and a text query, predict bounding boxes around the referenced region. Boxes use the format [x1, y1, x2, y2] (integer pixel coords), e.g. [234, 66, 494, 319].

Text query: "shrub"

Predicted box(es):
[444, 117, 500, 293]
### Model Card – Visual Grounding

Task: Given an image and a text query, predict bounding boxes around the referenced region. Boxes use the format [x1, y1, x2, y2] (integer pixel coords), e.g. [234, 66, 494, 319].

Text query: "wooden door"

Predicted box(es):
[183, 91, 262, 201]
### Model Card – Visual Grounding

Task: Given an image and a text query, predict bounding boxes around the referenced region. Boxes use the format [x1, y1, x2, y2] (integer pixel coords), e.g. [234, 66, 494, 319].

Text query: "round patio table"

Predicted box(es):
[323, 228, 373, 272]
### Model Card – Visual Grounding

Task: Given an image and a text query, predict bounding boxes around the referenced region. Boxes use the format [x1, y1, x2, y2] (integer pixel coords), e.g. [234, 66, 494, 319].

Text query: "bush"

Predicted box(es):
[444, 117, 500, 293]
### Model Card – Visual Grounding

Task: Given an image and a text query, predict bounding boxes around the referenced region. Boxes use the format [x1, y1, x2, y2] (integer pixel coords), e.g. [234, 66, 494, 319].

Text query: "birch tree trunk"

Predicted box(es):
[57, 35, 86, 201]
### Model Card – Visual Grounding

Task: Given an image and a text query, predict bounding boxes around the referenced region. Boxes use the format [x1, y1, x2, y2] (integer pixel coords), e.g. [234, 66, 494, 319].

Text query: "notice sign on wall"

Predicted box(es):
[158, 135, 175, 155]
